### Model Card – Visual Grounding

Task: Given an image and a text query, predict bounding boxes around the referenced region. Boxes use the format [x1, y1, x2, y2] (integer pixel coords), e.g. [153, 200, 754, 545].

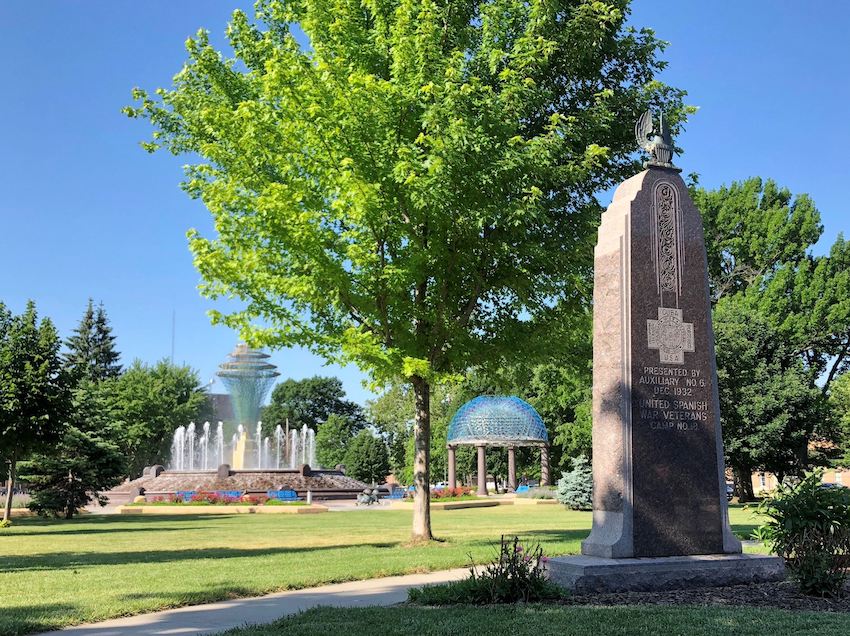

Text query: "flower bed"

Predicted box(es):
[401, 487, 481, 503]
[130, 493, 306, 506]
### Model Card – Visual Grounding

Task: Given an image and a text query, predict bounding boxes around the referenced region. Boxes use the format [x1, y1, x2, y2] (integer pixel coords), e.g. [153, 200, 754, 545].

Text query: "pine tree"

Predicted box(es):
[24, 299, 127, 518]
[19, 426, 123, 519]
[556, 455, 593, 511]
[64, 299, 96, 382]
[65, 299, 121, 383]
[93, 303, 121, 380]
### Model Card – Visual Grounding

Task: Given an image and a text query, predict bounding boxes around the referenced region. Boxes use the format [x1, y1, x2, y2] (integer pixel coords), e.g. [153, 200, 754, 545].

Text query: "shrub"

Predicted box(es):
[408, 535, 564, 604]
[756, 470, 850, 596]
[0, 519, 11, 529]
[432, 487, 474, 500]
[556, 455, 592, 510]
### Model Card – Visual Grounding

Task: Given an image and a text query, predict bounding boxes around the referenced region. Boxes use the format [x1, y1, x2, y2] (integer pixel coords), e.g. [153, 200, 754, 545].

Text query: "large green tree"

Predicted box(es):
[127, 0, 688, 540]
[714, 298, 824, 500]
[0, 301, 69, 522]
[262, 376, 365, 433]
[693, 178, 850, 492]
[98, 360, 208, 477]
[831, 372, 850, 465]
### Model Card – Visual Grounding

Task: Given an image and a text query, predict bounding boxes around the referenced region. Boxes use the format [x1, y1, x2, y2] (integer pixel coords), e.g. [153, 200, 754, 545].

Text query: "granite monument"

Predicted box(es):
[547, 112, 785, 591]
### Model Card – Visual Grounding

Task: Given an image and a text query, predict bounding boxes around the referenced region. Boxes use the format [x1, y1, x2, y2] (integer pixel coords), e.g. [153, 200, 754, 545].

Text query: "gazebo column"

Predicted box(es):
[476, 444, 488, 496]
[447, 445, 457, 490]
[507, 446, 517, 492]
[540, 445, 550, 486]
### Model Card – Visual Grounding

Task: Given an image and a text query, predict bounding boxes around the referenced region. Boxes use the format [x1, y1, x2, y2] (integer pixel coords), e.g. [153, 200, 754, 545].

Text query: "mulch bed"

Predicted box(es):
[560, 581, 850, 613]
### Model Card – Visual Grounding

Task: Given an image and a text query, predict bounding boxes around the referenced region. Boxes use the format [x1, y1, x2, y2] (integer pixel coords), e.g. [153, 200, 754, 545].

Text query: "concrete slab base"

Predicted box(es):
[547, 553, 785, 593]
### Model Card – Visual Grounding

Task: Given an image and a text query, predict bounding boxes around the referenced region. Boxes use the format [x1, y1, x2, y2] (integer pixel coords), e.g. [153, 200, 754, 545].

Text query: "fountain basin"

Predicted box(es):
[119, 504, 329, 515]
[106, 464, 371, 506]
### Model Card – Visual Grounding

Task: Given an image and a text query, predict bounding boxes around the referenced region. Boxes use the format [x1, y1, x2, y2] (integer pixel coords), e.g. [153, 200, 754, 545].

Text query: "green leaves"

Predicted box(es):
[128, 0, 686, 385]
[756, 471, 850, 595]
[96, 360, 208, 477]
[0, 301, 68, 460]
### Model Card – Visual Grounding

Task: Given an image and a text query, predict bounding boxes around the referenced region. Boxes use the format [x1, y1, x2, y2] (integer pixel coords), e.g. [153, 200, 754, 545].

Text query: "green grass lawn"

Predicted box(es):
[223, 605, 850, 636]
[0, 504, 761, 635]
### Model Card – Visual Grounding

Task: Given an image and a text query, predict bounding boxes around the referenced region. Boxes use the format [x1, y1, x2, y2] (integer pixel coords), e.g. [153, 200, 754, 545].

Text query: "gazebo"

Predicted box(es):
[446, 396, 550, 496]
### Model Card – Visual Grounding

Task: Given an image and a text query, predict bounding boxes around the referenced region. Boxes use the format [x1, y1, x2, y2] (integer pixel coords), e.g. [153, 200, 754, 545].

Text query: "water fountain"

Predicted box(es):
[109, 344, 368, 505]
[169, 420, 317, 470]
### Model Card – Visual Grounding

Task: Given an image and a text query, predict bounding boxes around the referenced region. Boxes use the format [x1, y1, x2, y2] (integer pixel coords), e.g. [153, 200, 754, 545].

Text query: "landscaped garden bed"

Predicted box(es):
[392, 487, 515, 510]
[120, 492, 326, 514]
[120, 504, 327, 515]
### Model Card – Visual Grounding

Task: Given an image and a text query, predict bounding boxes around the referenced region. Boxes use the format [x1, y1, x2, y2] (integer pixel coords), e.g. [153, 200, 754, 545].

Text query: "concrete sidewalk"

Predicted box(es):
[40, 568, 469, 636]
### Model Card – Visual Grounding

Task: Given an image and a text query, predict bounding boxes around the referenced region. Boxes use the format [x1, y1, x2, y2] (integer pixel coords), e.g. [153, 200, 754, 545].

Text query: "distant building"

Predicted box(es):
[751, 468, 848, 495]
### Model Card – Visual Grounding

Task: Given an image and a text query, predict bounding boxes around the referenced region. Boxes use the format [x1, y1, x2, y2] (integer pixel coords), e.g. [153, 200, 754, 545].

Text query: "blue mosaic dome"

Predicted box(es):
[447, 396, 548, 446]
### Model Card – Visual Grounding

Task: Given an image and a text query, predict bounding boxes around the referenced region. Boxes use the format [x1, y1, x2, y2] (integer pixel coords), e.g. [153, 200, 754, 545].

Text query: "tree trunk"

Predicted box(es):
[3, 455, 16, 523]
[733, 464, 754, 502]
[411, 376, 432, 541]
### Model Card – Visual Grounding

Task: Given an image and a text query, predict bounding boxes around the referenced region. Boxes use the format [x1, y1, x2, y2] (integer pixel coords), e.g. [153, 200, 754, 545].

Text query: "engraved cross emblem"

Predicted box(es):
[647, 307, 694, 364]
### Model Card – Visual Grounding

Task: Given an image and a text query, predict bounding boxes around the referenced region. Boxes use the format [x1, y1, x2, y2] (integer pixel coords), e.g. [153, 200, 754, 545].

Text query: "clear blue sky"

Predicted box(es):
[1, 2, 847, 406]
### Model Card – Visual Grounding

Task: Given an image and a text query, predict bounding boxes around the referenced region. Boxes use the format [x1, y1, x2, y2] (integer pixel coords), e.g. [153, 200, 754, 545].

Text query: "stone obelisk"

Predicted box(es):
[547, 112, 783, 592]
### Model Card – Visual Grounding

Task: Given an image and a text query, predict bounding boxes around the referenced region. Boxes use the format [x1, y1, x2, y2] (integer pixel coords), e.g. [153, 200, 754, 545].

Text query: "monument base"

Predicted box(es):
[547, 553, 785, 593]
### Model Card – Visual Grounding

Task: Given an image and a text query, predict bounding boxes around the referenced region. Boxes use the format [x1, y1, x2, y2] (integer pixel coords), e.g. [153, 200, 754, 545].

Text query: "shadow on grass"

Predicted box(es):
[8, 524, 220, 537]
[1, 542, 401, 573]
[452, 528, 588, 547]
[117, 585, 260, 602]
[732, 523, 759, 540]
[0, 602, 78, 636]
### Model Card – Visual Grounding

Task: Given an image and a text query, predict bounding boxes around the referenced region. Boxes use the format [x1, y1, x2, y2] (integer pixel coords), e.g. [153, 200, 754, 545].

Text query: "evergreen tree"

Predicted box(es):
[556, 455, 592, 510]
[65, 299, 121, 382]
[92, 303, 121, 380]
[20, 299, 127, 519]
[315, 414, 357, 468]
[343, 431, 390, 485]
[19, 426, 123, 519]
[64, 299, 96, 381]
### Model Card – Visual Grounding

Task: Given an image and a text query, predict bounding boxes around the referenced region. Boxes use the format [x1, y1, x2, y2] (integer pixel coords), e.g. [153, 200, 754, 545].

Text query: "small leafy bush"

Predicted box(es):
[408, 535, 564, 604]
[756, 470, 850, 596]
[556, 455, 592, 510]
[432, 487, 474, 500]
[0, 519, 11, 529]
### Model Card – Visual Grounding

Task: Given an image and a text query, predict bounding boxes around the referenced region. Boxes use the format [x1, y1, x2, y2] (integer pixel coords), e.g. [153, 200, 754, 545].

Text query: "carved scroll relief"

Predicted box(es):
[650, 181, 685, 304]
[647, 181, 693, 364]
